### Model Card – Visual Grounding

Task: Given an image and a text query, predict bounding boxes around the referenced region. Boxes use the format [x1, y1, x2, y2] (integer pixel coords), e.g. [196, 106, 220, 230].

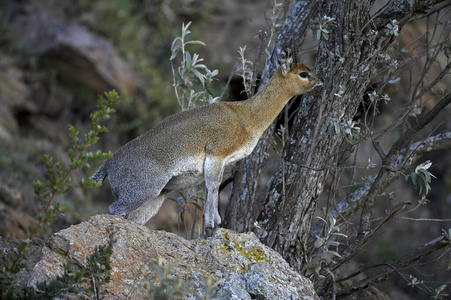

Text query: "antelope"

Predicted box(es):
[91, 48, 321, 236]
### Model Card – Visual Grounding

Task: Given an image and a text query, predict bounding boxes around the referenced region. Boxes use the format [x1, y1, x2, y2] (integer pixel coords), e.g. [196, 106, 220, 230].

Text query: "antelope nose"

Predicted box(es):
[313, 79, 323, 88]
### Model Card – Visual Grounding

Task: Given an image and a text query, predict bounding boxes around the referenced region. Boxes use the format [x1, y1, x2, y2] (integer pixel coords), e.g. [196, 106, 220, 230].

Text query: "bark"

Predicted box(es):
[225, 0, 449, 269]
[223, 0, 319, 232]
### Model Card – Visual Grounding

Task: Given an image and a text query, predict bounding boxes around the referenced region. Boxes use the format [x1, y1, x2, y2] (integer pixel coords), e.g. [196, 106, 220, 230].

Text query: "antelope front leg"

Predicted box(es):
[203, 155, 224, 237]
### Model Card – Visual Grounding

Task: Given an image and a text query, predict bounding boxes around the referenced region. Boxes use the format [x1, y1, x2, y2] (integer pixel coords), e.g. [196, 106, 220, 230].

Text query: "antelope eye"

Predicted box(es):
[299, 72, 310, 79]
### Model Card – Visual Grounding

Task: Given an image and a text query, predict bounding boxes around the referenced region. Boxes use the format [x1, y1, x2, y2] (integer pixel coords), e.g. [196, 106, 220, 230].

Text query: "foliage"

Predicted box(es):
[405, 160, 436, 195]
[84, 230, 115, 297]
[1, 226, 116, 299]
[1, 91, 118, 298]
[1, 258, 85, 299]
[32, 90, 117, 230]
[170, 21, 219, 111]
[264, 0, 284, 55]
[314, 15, 335, 41]
[145, 257, 220, 300]
[146, 258, 193, 299]
[237, 46, 258, 98]
[305, 214, 347, 279]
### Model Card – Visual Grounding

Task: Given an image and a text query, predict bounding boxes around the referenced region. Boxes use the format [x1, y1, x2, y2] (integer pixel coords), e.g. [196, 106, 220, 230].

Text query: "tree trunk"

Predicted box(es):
[223, 0, 319, 232]
[224, 0, 447, 268]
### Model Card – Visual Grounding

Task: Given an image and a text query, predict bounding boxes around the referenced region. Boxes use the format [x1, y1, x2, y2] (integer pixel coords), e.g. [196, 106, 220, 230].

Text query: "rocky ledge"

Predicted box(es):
[2, 214, 318, 299]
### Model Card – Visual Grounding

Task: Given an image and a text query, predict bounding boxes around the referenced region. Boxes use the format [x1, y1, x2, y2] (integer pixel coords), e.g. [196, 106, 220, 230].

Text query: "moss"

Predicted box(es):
[217, 234, 269, 267]
[218, 246, 230, 254]
[232, 242, 269, 263]
[53, 248, 69, 257]
[223, 232, 230, 241]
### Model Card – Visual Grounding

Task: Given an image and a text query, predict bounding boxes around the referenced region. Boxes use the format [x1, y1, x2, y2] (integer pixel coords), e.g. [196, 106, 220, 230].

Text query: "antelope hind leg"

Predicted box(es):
[123, 193, 167, 225]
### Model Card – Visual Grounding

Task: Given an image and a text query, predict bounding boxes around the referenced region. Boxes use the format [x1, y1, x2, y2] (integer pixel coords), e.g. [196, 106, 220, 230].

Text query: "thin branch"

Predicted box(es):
[218, 63, 238, 101]
[408, 1, 451, 22]
[375, 61, 451, 143]
[332, 201, 410, 271]
[414, 61, 451, 101]
[336, 235, 448, 297]
[309, 131, 451, 239]
[372, 0, 448, 30]
[360, 92, 451, 234]
[397, 217, 451, 222]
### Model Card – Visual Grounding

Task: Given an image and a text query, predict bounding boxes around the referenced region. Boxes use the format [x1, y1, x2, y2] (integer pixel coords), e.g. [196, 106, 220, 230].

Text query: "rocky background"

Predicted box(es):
[0, 0, 450, 299]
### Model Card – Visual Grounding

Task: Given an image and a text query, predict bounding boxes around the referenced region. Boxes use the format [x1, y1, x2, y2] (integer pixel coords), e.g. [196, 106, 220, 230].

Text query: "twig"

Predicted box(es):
[309, 131, 451, 240]
[336, 235, 448, 297]
[360, 92, 451, 233]
[334, 201, 410, 270]
[396, 217, 451, 222]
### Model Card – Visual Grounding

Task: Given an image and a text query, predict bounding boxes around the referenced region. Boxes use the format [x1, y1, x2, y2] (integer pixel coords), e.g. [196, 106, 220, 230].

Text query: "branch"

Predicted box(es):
[336, 235, 448, 297]
[408, 1, 451, 22]
[224, 0, 320, 232]
[360, 92, 451, 232]
[309, 131, 451, 239]
[414, 62, 451, 102]
[332, 202, 410, 271]
[373, 0, 447, 29]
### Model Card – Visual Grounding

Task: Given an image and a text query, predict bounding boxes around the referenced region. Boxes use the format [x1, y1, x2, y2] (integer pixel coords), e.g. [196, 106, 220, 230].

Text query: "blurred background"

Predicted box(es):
[0, 0, 283, 236]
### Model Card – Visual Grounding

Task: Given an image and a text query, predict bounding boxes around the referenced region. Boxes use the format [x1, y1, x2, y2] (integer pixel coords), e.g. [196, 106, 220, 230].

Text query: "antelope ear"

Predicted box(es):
[278, 48, 293, 75]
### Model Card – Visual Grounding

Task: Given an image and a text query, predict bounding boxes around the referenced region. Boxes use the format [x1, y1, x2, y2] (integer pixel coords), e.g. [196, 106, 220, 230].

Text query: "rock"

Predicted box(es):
[29, 116, 71, 147]
[3, 3, 138, 96]
[0, 179, 24, 208]
[0, 105, 16, 143]
[0, 52, 33, 111]
[0, 202, 38, 239]
[7, 214, 319, 299]
[0, 52, 35, 143]
[0, 179, 37, 239]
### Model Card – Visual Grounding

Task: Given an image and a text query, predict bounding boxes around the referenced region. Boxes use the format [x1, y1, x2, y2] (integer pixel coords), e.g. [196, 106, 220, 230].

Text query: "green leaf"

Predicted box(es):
[334, 121, 341, 134]
[185, 52, 192, 69]
[191, 69, 205, 87]
[410, 172, 417, 186]
[328, 250, 342, 258]
[324, 267, 335, 279]
[171, 37, 182, 52]
[314, 237, 325, 248]
[210, 69, 219, 77]
[185, 40, 206, 46]
[424, 170, 431, 183]
[193, 63, 208, 71]
[315, 29, 321, 40]
[331, 232, 347, 238]
[327, 240, 341, 247]
[170, 46, 180, 60]
[177, 70, 185, 85]
[315, 216, 327, 224]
